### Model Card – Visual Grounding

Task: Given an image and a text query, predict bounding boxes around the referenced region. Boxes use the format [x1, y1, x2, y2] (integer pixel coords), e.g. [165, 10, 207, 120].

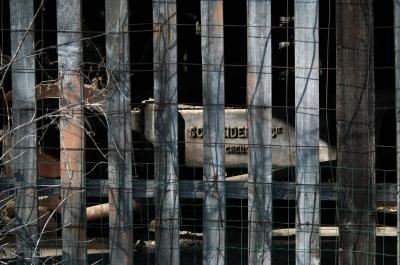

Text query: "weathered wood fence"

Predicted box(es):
[2, 0, 397, 264]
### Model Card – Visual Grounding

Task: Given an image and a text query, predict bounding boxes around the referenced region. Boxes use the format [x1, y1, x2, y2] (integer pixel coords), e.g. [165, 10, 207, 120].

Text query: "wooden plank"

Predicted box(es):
[9, 0, 38, 263]
[395, 0, 400, 264]
[273, 226, 397, 237]
[105, 0, 134, 264]
[153, 0, 180, 264]
[336, 1, 375, 264]
[247, 0, 272, 264]
[294, 1, 320, 264]
[56, 0, 87, 263]
[0, 177, 398, 201]
[200, 0, 226, 264]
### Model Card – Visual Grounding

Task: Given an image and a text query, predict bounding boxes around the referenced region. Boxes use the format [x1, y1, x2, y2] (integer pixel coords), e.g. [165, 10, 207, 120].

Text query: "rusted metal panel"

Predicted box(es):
[337, 1, 376, 264]
[35, 82, 104, 105]
[200, 0, 226, 264]
[153, 0, 180, 264]
[105, 0, 133, 264]
[295, 1, 320, 265]
[9, 0, 38, 263]
[57, 0, 87, 263]
[247, 0, 272, 264]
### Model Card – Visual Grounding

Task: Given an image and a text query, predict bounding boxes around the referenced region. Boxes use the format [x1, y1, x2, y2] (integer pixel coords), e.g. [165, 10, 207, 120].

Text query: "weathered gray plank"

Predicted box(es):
[200, 0, 226, 264]
[0, 177, 398, 201]
[336, 1, 375, 264]
[247, 0, 272, 264]
[105, 1, 133, 264]
[56, 0, 87, 263]
[395, 0, 400, 264]
[294, 1, 320, 264]
[153, 0, 180, 264]
[9, 0, 38, 263]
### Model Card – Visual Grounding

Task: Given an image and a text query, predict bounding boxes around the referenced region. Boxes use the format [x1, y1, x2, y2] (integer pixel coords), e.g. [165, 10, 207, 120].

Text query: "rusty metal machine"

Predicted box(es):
[133, 99, 336, 169]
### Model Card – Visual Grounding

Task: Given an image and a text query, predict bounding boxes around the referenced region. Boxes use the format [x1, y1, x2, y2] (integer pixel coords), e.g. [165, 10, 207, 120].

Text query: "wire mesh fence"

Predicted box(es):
[0, 0, 399, 264]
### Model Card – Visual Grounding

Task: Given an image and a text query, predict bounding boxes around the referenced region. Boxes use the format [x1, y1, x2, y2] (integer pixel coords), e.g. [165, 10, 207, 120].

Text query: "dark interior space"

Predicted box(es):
[84, 109, 108, 179]
[82, 0, 105, 85]
[34, 0, 58, 83]
[224, 0, 247, 107]
[0, 0, 11, 129]
[177, 0, 202, 104]
[272, 0, 294, 110]
[81, 0, 108, 181]
[374, 0, 396, 184]
[130, 0, 153, 103]
[319, 0, 336, 147]
[36, 98, 60, 163]
[271, 0, 296, 185]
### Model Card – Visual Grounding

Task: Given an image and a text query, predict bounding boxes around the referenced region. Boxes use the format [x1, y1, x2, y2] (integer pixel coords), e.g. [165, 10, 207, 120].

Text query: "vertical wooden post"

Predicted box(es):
[247, 0, 272, 264]
[153, 1, 180, 264]
[105, 0, 134, 264]
[337, 0, 375, 264]
[10, 0, 38, 263]
[294, 0, 320, 264]
[57, 0, 86, 263]
[200, 1, 225, 264]
[395, 0, 400, 264]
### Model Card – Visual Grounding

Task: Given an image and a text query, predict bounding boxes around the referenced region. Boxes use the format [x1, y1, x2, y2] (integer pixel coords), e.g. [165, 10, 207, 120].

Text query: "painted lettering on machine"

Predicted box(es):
[188, 126, 283, 140]
[187, 125, 284, 155]
[181, 109, 296, 168]
[143, 105, 334, 168]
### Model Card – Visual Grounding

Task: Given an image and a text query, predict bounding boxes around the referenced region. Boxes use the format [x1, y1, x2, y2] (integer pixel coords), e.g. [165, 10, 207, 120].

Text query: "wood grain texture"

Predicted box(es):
[9, 0, 38, 263]
[200, 1, 226, 264]
[247, 0, 272, 264]
[336, 1, 375, 264]
[294, 1, 320, 264]
[57, 0, 86, 263]
[0, 178, 397, 201]
[153, 1, 180, 264]
[395, 0, 400, 264]
[105, 0, 133, 264]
